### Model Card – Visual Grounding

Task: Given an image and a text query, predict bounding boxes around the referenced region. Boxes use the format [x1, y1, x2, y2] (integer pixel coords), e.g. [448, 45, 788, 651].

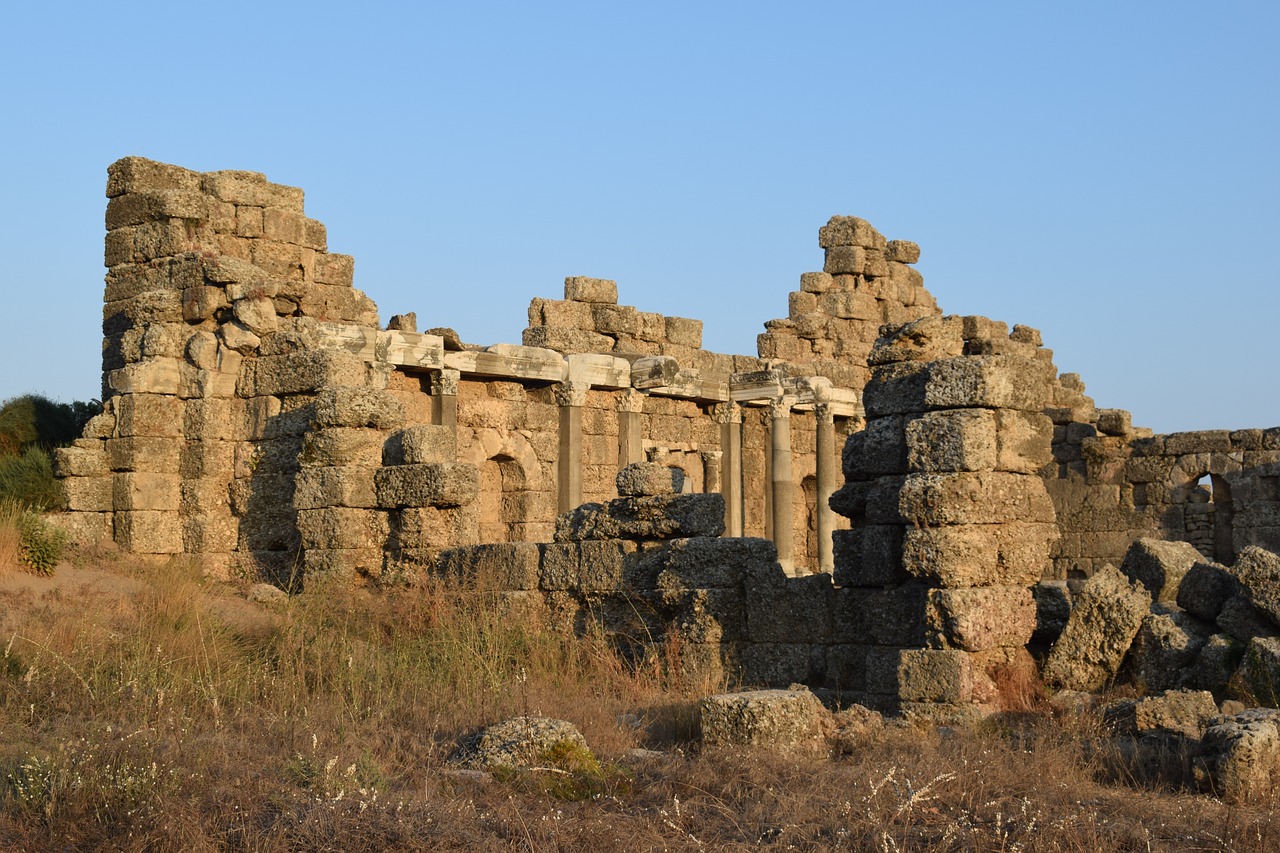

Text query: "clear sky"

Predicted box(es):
[1, 1, 1275, 433]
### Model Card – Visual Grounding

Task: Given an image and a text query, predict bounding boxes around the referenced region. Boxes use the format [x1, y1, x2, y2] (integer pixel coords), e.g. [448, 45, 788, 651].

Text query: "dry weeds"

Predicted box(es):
[0, 552, 1277, 851]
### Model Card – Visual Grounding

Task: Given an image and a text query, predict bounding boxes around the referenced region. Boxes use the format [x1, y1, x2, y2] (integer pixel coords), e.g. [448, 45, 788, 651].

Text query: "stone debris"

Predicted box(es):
[1103, 690, 1220, 739]
[453, 716, 591, 771]
[1043, 564, 1151, 692]
[1198, 708, 1280, 803]
[1119, 537, 1202, 604]
[699, 688, 827, 748]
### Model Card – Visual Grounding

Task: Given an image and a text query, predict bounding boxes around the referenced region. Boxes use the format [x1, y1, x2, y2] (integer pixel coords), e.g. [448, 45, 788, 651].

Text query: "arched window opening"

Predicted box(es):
[478, 454, 528, 543]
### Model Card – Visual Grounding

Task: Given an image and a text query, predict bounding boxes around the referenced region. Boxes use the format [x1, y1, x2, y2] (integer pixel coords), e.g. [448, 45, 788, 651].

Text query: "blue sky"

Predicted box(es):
[1, 2, 1275, 433]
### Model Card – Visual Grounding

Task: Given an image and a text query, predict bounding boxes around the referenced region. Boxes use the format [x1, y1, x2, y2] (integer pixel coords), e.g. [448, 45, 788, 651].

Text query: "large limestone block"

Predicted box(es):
[832, 525, 906, 587]
[1185, 633, 1244, 693]
[841, 416, 908, 479]
[1177, 560, 1237, 621]
[48, 511, 112, 545]
[237, 350, 370, 397]
[296, 507, 389, 550]
[312, 387, 405, 430]
[106, 436, 182, 473]
[436, 543, 541, 590]
[105, 189, 208, 230]
[52, 446, 109, 478]
[107, 157, 201, 197]
[640, 536, 776, 590]
[745, 572, 834, 644]
[738, 644, 820, 687]
[563, 276, 618, 304]
[1104, 690, 1219, 739]
[926, 586, 1037, 652]
[664, 316, 703, 348]
[384, 425, 456, 465]
[1127, 609, 1213, 692]
[537, 541, 633, 591]
[898, 472, 1055, 526]
[866, 648, 973, 703]
[293, 466, 378, 509]
[901, 522, 1056, 588]
[57, 476, 113, 512]
[1043, 564, 1152, 691]
[819, 288, 879, 321]
[994, 410, 1055, 473]
[113, 472, 181, 512]
[830, 583, 929, 647]
[301, 427, 385, 468]
[818, 216, 886, 250]
[528, 297, 595, 330]
[1240, 636, 1280, 706]
[553, 493, 725, 542]
[1216, 593, 1278, 644]
[1234, 546, 1280, 628]
[107, 359, 183, 396]
[868, 316, 965, 366]
[303, 548, 384, 581]
[863, 356, 1052, 417]
[115, 510, 183, 553]
[114, 394, 184, 438]
[374, 463, 478, 509]
[616, 461, 683, 496]
[699, 689, 826, 748]
[182, 512, 239, 553]
[522, 325, 614, 354]
[1200, 708, 1280, 803]
[906, 409, 996, 473]
[1120, 537, 1203, 604]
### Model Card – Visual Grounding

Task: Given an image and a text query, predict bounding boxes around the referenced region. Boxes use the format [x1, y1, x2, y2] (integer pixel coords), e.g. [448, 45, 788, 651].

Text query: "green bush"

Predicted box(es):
[0, 394, 98, 457]
[16, 509, 66, 575]
[0, 447, 60, 510]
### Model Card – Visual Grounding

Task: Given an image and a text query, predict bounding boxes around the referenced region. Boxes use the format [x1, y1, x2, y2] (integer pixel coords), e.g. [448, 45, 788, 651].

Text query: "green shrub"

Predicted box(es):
[0, 394, 98, 457]
[16, 509, 66, 575]
[0, 446, 60, 510]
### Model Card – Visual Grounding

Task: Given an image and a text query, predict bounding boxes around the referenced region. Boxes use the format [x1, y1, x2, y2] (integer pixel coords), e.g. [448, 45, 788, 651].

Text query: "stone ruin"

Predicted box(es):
[49, 158, 1280, 748]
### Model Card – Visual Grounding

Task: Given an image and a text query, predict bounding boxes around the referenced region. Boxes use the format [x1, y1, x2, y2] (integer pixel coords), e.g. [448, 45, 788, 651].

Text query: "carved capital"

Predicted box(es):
[768, 396, 793, 421]
[710, 401, 743, 425]
[434, 368, 460, 396]
[814, 402, 835, 424]
[616, 387, 647, 413]
[553, 379, 590, 408]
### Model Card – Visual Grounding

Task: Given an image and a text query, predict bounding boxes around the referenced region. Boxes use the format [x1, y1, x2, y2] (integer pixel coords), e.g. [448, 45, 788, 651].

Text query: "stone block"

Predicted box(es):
[113, 472, 181, 512]
[1177, 560, 1237, 621]
[107, 157, 201, 197]
[554, 493, 725, 542]
[867, 648, 972, 703]
[107, 359, 184, 396]
[841, 416, 908, 479]
[1104, 690, 1219, 739]
[57, 475, 113, 512]
[384, 425, 456, 465]
[237, 350, 370, 397]
[522, 325, 614, 354]
[830, 583, 929, 646]
[745, 572, 834, 644]
[819, 288, 880, 321]
[436, 543, 541, 590]
[994, 410, 1054, 473]
[656, 316, 699, 349]
[1164, 430, 1232, 455]
[106, 436, 182, 473]
[1234, 546, 1280, 628]
[1043, 564, 1152, 691]
[529, 297, 595, 330]
[1120, 537, 1203, 604]
[906, 409, 996, 473]
[113, 393, 184, 438]
[114, 510, 183, 553]
[374, 463, 478, 509]
[293, 466, 378, 509]
[800, 271, 833, 293]
[863, 356, 1051, 417]
[738, 644, 821, 686]
[1216, 594, 1279, 644]
[869, 316, 965, 366]
[1185, 633, 1244, 692]
[823, 245, 870, 275]
[313, 252, 355, 287]
[1241, 637, 1280, 706]
[818, 216, 886, 250]
[563, 276, 618, 304]
[898, 471, 1055, 526]
[179, 441, 235, 479]
[926, 586, 1037, 651]
[885, 240, 921, 264]
[628, 536, 775, 590]
[699, 689, 826, 747]
[901, 522, 1056, 588]
[300, 427, 384, 468]
[296, 507, 388, 550]
[312, 387, 405, 430]
[1127, 609, 1213, 692]
[302, 548, 384, 580]
[48, 511, 112, 545]
[537, 540, 633, 592]
[52, 446, 109, 478]
[832, 525, 906, 587]
[182, 512, 239, 553]
[1200, 708, 1280, 803]
[616, 461, 683, 496]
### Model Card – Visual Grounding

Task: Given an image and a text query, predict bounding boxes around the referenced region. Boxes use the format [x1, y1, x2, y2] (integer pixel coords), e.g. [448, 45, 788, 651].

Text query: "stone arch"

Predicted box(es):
[1170, 454, 1240, 563]
[463, 430, 544, 543]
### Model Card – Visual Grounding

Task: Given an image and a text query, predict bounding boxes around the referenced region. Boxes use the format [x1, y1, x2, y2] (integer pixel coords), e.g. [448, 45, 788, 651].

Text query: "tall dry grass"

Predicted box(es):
[1, 554, 1278, 850]
[0, 499, 21, 572]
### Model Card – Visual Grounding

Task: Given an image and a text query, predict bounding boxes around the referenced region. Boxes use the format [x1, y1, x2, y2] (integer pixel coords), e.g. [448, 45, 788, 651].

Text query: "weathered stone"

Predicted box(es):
[616, 461, 684, 496]
[52, 445, 109, 478]
[384, 425, 456, 465]
[1200, 708, 1280, 803]
[455, 716, 591, 770]
[374, 463, 479, 508]
[899, 471, 1055, 526]
[436, 543, 541, 590]
[867, 648, 972, 703]
[1185, 633, 1244, 692]
[905, 408, 996, 472]
[1234, 546, 1280, 628]
[554, 494, 725, 542]
[1217, 594, 1279, 644]
[113, 472, 181, 512]
[1044, 564, 1152, 691]
[301, 427, 385, 468]
[1120, 537, 1202, 604]
[863, 356, 1050, 416]
[902, 522, 1056, 587]
[699, 688, 826, 748]
[293, 466, 377, 509]
[818, 216, 886, 250]
[312, 387, 405, 430]
[926, 586, 1037, 651]
[832, 525, 905, 586]
[114, 510, 183, 553]
[1127, 608, 1213, 692]
[640, 537, 776, 590]
[1104, 690, 1219, 739]
[563, 276, 618, 304]
[296, 507, 388, 550]
[538, 541, 634, 592]
[869, 316, 965, 366]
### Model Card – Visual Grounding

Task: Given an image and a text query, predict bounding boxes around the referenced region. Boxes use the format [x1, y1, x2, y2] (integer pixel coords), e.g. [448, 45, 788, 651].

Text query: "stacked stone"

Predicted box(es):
[829, 315, 1059, 718]
[57, 156, 385, 573]
[757, 216, 939, 393]
[523, 276, 711, 366]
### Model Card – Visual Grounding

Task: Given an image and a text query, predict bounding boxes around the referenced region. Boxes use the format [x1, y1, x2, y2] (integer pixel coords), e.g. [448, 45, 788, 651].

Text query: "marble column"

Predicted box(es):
[554, 380, 589, 513]
[770, 396, 794, 574]
[432, 368, 459, 432]
[815, 402, 837, 574]
[711, 402, 744, 537]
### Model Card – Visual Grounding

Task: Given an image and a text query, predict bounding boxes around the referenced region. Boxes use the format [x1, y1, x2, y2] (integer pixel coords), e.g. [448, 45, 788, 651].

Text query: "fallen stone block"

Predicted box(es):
[1240, 636, 1280, 707]
[554, 493, 725, 542]
[1043, 564, 1152, 691]
[926, 586, 1037, 652]
[454, 716, 593, 770]
[1178, 560, 1237, 622]
[616, 461, 684, 496]
[1184, 634, 1244, 693]
[1127, 608, 1213, 692]
[1217, 593, 1279, 644]
[1235, 547, 1280, 629]
[1199, 708, 1280, 803]
[1104, 690, 1219, 739]
[699, 689, 826, 748]
[1120, 537, 1202, 604]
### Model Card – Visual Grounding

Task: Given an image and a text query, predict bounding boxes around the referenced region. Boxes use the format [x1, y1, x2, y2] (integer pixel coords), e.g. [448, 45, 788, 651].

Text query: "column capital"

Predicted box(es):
[768, 396, 794, 420]
[434, 367, 460, 396]
[700, 449, 723, 464]
[814, 402, 835, 424]
[711, 401, 743, 425]
[616, 387, 647, 413]
[553, 379, 590, 408]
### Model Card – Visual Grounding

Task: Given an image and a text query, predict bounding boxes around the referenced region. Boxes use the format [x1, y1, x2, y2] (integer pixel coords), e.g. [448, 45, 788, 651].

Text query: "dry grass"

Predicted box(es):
[1, 553, 1278, 851]
[0, 500, 21, 573]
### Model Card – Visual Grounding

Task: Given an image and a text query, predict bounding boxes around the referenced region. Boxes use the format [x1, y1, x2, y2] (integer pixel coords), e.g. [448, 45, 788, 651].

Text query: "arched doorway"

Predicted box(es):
[478, 454, 528, 543]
